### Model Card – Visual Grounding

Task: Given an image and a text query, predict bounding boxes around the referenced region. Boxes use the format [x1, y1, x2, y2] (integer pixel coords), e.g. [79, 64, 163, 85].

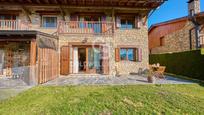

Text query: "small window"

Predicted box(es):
[190, 9, 195, 16]
[120, 48, 136, 61]
[120, 17, 135, 29]
[42, 16, 57, 28]
[160, 37, 165, 46]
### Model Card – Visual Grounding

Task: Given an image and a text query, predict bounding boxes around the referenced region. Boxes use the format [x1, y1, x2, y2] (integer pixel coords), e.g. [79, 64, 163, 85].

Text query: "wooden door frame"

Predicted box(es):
[71, 45, 102, 74]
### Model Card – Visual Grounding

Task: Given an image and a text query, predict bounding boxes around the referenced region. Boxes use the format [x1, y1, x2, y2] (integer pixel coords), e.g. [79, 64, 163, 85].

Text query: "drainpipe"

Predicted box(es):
[189, 28, 192, 50]
[189, 14, 201, 49]
[193, 20, 201, 49]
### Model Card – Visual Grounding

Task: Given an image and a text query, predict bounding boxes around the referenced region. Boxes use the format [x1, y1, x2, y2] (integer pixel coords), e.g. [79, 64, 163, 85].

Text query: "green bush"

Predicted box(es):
[149, 50, 204, 80]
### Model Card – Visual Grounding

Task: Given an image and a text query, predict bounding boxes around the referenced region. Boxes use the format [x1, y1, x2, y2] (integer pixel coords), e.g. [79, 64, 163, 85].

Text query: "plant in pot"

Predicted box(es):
[145, 69, 155, 83]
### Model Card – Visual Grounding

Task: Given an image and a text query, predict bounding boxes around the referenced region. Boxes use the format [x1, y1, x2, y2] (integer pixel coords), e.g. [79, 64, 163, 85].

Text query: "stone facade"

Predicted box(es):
[149, 0, 203, 54]
[1, 7, 149, 76]
[59, 26, 149, 75]
[149, 19, 204, 54]
[150, 21, 197, 54]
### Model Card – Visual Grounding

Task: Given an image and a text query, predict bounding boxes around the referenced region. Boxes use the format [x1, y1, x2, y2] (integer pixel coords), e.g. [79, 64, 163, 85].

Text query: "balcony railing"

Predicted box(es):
[0, 20, 30, 30]
[58, 21, 114, 35]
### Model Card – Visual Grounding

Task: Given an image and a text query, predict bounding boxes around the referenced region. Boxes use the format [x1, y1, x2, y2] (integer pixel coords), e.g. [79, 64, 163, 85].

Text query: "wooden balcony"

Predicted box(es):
[0, 20, 30, 30]
[58, 21, 114, 35]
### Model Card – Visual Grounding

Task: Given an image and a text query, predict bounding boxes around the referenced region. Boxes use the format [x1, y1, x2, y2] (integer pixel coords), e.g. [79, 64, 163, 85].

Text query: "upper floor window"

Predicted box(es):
[0, 15, 16, 20]
[120, 18, 135, 29]
[116, 15, 139, 30]
[42, 16, 57, 28]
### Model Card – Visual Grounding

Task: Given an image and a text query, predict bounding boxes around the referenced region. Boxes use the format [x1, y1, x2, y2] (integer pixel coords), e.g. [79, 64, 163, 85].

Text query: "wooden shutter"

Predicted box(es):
[135, 48, 139, 61]
[102, 16, 107, 33]
[135, 48, 142, 62]
[116, 16, 121, 28]
[60, 46, 70, 75]
[102, 45, 109, 75]
[115, 48, 120, 62]
[138, 48, 142, 62]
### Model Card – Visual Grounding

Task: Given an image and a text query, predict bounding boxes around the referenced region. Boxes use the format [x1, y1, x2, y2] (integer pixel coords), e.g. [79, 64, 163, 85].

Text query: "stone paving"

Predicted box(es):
[44, 74, 195, 86]
[0, 77, 28, 88]
[0, 75, 195, 100]
[0, 78, 32, 101]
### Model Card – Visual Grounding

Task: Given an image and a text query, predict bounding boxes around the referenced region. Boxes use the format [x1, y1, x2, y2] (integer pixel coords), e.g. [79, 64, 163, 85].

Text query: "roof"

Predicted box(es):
[149, 11, 204, 32]
[0, 30, 58, 40]
[0, 30, 58, 50]
[0, 0, 166, 9]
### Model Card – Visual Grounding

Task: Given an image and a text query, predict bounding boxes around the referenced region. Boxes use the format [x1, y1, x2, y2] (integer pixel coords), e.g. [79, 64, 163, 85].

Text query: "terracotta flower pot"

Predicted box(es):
[147, 76, 155, 83]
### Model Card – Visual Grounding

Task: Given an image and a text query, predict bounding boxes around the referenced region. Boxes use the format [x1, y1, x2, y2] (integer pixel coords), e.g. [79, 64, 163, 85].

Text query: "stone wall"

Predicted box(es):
[9, 9, 149, 75]
[114, 27, 149, 75]
[151, 21, 197, 54]
[59, 26, 149, 75]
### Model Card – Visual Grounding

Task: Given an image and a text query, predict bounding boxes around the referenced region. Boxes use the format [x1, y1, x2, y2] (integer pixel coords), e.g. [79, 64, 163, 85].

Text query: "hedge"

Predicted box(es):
[149, 50, 204, 81]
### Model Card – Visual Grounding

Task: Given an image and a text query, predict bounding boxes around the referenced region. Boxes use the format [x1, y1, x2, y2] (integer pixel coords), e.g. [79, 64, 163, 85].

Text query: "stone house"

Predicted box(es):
[149, 0, 204, 54]
[0, 0, 165, 84]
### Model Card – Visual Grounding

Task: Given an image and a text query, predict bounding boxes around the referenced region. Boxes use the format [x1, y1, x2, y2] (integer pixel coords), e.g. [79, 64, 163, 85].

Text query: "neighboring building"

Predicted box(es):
[0, 0, 164, 84]
[149, 0, 204, 54]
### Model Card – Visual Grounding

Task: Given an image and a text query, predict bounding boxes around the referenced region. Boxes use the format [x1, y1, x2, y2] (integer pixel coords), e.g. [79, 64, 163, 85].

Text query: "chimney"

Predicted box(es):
[188, 0, 200, 16]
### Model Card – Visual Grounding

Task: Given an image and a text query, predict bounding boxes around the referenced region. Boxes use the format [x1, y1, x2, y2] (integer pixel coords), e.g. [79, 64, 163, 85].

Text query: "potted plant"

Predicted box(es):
[146, 69, 155, 83]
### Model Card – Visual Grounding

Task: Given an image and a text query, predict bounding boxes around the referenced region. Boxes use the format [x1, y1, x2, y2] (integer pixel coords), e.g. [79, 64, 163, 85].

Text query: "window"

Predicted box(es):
[42, 16, 57, 28]
[0, 15, 16, 20]
[190, 9, 195, 17]
[160, 37, 165, 46]
[115, 47, 142, 62]
[120, 48, 135, 61]
[120, 17, 135, 29]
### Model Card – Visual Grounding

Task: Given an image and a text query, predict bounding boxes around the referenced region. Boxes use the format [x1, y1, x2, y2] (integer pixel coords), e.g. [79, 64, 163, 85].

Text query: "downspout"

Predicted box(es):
[189, 13, 201, 49]
[189, 28, 194, 50]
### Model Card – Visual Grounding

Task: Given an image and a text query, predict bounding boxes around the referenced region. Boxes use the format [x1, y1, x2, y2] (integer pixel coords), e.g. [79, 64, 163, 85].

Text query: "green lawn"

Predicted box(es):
[0, 84, 204, 115]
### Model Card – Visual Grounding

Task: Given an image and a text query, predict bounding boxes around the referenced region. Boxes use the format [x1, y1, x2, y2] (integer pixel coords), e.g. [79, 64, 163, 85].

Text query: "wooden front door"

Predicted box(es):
[60, 46, 70, 75]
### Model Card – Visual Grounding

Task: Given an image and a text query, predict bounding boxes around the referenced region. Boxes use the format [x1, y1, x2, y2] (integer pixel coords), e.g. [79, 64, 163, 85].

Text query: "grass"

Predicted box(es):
[201, 48, 204, 55]
[0, 84, 204, 115]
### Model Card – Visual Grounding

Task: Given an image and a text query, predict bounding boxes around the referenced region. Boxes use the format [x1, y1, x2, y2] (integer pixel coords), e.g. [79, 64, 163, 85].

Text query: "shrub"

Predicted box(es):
[149, 50, 204, 80]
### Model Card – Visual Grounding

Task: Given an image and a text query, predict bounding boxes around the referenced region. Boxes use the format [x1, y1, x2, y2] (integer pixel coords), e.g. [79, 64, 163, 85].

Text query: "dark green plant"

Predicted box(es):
[149, 50, 204, 80]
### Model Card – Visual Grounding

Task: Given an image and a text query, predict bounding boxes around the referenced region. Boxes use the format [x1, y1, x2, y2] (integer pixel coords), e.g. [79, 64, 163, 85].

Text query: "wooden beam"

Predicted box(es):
[63, 0, 67, 4]
[59, 6, 65, 21]
[52, 0, 58, 4]
[36, 0, 41, 4]
[44, 0, 50, 4]
[26, 0, 32, 3]
[21, 6, 32, 23]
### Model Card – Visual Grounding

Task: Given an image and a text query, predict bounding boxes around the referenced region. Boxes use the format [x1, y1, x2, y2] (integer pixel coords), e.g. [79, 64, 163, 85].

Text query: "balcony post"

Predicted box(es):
[112, 8, 115, 34]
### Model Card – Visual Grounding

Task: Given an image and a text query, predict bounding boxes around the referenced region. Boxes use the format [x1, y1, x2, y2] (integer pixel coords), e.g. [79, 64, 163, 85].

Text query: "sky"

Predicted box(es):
[148, 0, 204, 28]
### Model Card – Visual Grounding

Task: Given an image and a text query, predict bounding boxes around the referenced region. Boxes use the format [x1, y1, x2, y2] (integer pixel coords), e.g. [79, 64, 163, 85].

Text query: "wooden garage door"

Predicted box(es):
[60, 46, 70, 75]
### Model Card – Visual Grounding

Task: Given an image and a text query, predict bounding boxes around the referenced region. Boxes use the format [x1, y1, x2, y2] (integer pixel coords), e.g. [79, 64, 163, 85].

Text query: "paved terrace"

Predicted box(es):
[0, 75, 195, 100]
[44, 75, 195, 86]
